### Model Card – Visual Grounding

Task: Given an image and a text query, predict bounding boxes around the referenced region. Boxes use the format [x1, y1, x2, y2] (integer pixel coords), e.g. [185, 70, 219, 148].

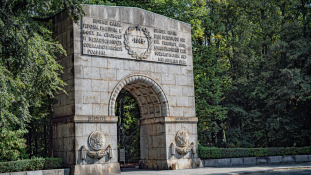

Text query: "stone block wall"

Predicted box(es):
[53, 123, 75, 165]
[52, 11, 75, 118]
[165, 122, 198, 160]
[74, 123, 118, 165]
[140, 123, 166, 160]
[51, 5, 200, 171]
[73, 6, 195, 119]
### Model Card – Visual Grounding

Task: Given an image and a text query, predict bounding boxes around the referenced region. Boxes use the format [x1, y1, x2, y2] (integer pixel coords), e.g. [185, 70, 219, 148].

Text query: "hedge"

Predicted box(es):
[199, 146, 311, 159]
[0, 157, 62, 173]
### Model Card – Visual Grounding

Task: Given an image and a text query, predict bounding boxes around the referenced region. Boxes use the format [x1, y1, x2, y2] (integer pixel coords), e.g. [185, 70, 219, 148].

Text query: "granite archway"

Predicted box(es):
[109, 74, 171, 168]
[51, 5, 201, 174]
[109, 74, 170, 119]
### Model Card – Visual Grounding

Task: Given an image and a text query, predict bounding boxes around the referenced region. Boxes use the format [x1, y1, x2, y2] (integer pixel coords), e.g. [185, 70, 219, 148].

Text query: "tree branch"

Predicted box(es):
[32, 17, 53, 22]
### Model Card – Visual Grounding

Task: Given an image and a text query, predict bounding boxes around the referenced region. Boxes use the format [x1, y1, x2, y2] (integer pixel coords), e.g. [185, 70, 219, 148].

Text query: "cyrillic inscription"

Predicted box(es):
[82, 17, 189, 65]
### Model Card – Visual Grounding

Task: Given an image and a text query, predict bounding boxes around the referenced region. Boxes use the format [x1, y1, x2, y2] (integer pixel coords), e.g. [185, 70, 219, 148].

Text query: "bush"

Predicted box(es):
[44, 158, 62, 169]
[0, 157, 62, 173]
[199, 146, 311, 159]
[0, 129, 28, 161]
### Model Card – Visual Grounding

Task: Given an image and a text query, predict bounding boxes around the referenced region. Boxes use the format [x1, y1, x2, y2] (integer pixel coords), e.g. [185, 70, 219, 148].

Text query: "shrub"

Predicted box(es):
[0, 157, 62, 173]
[0, 129, 28, 161]
[44, 158, 62, 169]
[199, 146, 311, 159]
[28, 158, 45, 171]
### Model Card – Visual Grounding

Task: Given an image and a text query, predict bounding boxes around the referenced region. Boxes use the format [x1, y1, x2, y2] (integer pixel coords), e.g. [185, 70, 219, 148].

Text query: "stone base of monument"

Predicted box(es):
[70, 163, 121, 175]
[139, 158, 203, 170]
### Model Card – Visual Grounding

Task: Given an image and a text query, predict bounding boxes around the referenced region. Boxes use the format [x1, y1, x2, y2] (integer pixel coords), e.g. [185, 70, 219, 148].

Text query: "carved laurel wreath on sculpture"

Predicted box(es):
[171, 130, 195, 155]
[124, 25, 153, 60]
[87, 144, 112, 159]
[81, 131, 113, 160]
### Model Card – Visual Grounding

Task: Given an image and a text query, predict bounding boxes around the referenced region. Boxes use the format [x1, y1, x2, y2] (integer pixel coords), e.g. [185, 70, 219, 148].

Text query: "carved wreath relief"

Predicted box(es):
[172, 130, 194, 155]
[175, 130, 189, 147]
[89, 131, 105, 150]
[81, 131, 112, 160]
[124, 25, 153, 60]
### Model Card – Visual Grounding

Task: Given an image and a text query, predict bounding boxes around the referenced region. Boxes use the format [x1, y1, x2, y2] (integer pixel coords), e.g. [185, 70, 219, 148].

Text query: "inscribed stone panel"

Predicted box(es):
[81, 17, 190, 65]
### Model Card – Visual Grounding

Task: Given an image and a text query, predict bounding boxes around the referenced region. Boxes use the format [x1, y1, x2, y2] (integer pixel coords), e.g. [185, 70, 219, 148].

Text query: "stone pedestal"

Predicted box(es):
[52, 5, 200, 174]
[139, 158, 203, 170]
[71, 163, 120, 175]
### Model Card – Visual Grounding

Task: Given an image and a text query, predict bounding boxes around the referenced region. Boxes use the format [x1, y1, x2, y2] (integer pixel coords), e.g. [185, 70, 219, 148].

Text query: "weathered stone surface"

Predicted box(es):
[295, 155, 308, 162]
[42, 170, 58, 175]
[52, 4, 199, 173]
[231, 158, 243, 166]
[282, 156, 295, 163]
[0, 169, 70, 175]
[257, 157, 269, 164]
[71, 163, 120, 175]
[218, 159, 231, 167]
[201, 154, 310, 168]
[268, 156, 282, 164]
[204, 159, 218, 167]
[243, 157, 256, 165]
[139, 158, 203, 170]
[26, 171, 42, 175]
[10, 172, 26, 175]
[60, 169, 70, 175]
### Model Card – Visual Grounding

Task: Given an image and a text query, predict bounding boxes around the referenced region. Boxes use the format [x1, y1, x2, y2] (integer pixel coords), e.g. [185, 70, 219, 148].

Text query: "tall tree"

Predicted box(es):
[0, 0, 85, 160]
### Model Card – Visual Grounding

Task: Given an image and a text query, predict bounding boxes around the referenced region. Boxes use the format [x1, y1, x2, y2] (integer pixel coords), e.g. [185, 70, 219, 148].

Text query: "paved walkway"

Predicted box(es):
[120, 162, 311, 175]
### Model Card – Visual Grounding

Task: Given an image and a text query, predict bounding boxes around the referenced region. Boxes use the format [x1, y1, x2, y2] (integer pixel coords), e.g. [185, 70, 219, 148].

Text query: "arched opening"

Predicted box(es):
[115, 89, 140, 167]
[109, 75, 170, 118]
[109, 74, 170, 168]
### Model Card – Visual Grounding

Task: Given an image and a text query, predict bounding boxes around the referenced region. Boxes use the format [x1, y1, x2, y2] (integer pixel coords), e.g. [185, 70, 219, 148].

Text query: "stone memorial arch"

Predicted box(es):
[51, 5, 202, 175]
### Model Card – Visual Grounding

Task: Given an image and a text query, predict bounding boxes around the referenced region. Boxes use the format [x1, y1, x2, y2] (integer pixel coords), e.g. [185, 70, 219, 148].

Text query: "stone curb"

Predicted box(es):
[202, 154, 311, 167]
[227, 170, 273, 175]
[225, 166, 311, 175]
[0, 168, 70, 175]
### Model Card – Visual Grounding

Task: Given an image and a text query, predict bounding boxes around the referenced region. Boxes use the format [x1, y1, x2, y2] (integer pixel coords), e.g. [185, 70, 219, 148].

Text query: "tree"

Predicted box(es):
[0, 0, 85, 160]
[115, 89, 140, 163]
[219, 0, 311, 148]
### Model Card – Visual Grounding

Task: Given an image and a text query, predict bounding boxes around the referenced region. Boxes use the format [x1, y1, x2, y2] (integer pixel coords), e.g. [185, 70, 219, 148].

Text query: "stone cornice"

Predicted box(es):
[51, 115, 118, 124]
[139, 117, 198, 125]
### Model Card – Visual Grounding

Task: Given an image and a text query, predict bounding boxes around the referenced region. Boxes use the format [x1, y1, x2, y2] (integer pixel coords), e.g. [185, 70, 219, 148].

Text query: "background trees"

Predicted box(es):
[1, 0, 310, 161]
[109, 0, 311, 148]
[0, 0, 85, 160]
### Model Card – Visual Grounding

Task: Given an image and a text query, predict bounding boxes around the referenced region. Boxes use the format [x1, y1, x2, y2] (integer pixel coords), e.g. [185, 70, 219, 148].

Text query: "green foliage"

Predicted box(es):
[194, 44, 227, 147]
[115, 89, 140, 161]
[0, 0, 85, 159]
[28, 158, 45, 171]
[43, 158, 62, 170]
[0, 128, 28, 161]
[0, 157, 62, 173]
[1, 0, 309, 160]
[199, 146, 311, 159]
[94, 0, 311, 149]
[201, 0, 311, 148]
